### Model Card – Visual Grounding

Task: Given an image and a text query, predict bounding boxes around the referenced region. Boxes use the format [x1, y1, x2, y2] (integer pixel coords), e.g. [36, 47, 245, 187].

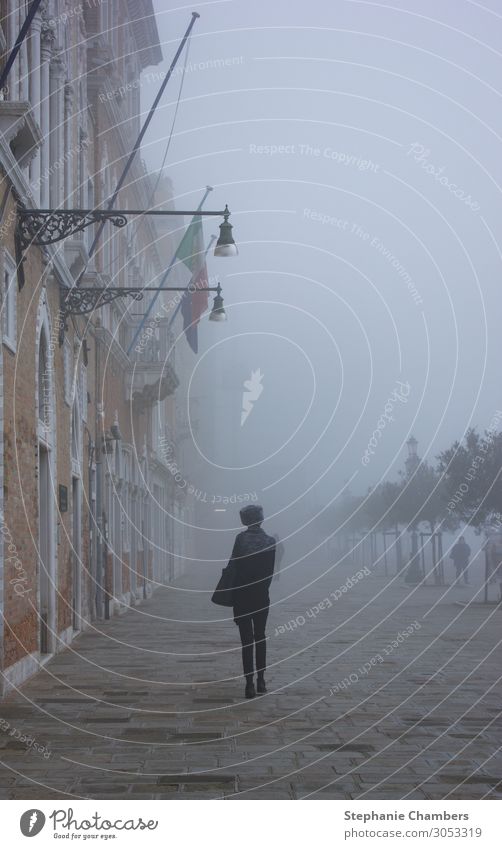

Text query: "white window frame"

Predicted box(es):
[122, 450, 131, 553]
[80, 362, 87, 423]
[63, 338, 73, 406]
[2, 250, 17, 353]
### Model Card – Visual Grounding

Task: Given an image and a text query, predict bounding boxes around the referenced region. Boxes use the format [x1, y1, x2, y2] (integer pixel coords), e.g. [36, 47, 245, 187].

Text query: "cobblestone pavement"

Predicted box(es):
[1, 556, 502, 800]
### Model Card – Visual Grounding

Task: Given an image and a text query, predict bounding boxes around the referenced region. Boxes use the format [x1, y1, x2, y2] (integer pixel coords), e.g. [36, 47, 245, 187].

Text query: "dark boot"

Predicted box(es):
[256, 675, 267, 694]
[245, 676, 255, 699]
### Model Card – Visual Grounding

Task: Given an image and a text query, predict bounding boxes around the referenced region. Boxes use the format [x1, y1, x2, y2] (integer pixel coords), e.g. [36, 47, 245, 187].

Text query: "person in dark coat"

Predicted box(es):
[450, 536, 471, 585]
[229, 504, 275, 699]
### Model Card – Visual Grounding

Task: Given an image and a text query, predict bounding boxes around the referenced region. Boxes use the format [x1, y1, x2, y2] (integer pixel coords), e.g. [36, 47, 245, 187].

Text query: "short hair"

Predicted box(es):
[240, 504, 264, 526]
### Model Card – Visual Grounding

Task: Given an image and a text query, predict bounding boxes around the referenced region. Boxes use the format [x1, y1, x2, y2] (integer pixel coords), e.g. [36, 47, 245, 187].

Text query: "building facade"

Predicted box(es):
[0, 0, 191, 696]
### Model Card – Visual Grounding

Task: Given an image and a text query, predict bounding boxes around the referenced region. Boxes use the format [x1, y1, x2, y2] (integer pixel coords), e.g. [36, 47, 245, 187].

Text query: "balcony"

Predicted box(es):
[126, 319, 179, 410]
[0, 101, 42, 168]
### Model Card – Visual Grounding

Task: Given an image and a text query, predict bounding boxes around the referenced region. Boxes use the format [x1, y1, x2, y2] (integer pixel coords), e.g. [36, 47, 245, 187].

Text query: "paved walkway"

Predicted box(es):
[1, 556, 501, 799]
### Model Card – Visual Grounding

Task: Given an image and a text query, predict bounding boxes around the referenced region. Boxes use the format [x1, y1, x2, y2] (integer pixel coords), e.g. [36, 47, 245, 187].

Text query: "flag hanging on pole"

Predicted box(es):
[126, 186, 212, 357]
[176, 214, 209, 353]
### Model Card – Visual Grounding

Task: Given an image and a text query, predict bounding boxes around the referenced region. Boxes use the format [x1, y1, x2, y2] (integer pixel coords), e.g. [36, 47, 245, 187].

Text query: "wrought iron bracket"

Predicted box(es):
[17, 205, 228, 249]
[18, 210, 128, 249]
[58, 286, 144, 344]
[58, 284, 220, 345]
[61, 285, 145, 318]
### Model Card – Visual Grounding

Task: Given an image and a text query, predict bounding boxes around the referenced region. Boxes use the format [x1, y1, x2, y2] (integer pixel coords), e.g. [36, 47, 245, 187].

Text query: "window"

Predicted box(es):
[38, 329, 50, 426]
[63, 339, 73, 406]
[86, 178, 95, 252]
[71, 402, 79, 462]
[78, 126, 87, 208]
[119, 322, 128, 351]
[110, 304, 120, 336]
[2, 251, 17, 352]
[122, 451, 130, 551]
[114, 436, 122, 479]
[80, 363, 87, 423]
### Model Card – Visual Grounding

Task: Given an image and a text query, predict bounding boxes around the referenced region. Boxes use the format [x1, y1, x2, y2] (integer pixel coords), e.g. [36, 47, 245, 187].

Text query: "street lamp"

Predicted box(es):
[405, 434, 420, 477]
[209, 283, 227, 321]
[15, 205, 237, 342]
[403, 435, 423, 585]
[110, 412, 122, 441]
[406, 434, 418, 459]
[102, 431, 115, 454]
[16, 205, 237, 251]
[214, 206, 238, 257]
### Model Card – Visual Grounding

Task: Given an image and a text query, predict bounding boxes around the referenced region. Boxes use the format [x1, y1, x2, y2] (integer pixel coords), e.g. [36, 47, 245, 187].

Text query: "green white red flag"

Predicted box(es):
[176, 214, 209, 353]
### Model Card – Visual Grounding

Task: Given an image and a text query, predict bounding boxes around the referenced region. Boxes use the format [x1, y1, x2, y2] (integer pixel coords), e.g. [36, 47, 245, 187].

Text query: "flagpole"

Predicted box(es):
[0, 0, 44, 95]
[83, 11, 200, 270]
[126, 186, 213, 355]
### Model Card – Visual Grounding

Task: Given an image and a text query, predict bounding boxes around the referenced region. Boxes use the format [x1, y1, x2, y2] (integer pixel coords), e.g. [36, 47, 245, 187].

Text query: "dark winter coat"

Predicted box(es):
[450, 541, 471, 567]
[230, 526, 275, 617]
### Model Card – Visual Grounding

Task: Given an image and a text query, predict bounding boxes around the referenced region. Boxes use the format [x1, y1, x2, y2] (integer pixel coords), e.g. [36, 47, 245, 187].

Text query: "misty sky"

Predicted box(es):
[141, 0, 502, 536]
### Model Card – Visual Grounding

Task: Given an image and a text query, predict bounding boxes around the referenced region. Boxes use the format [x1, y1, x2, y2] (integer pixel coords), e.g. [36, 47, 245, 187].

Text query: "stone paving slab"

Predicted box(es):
[1, 559, 502, 799]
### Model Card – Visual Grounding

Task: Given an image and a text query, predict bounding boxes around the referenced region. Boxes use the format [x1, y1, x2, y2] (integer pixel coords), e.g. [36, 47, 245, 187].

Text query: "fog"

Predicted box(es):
[145, 0, 501, 578]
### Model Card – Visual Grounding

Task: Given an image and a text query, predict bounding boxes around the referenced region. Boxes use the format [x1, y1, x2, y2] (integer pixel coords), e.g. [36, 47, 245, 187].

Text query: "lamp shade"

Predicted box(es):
[214, 205, 238, 257]
[209, 289, 227, 321]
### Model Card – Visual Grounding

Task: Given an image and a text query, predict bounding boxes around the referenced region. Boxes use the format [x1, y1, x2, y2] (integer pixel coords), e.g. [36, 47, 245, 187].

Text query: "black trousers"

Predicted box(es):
[455, 563, 469, 584]
[235, 609, 269, 678]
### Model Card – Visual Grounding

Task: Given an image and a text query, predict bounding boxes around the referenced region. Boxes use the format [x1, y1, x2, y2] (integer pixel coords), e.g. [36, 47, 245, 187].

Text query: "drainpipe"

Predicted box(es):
[94, 325, 104, 619]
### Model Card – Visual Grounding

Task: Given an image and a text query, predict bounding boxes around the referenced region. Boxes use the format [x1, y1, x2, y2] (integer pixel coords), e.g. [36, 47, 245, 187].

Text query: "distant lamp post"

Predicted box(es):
[110, 412, 122, 441]
[209, 283, 227, 321]
[404, 434, 422, 584]
[214, 206, 238, 257]
[407, 434, 418, 456]
[102, 431, 115, 454]
[102, 413, 122, 453]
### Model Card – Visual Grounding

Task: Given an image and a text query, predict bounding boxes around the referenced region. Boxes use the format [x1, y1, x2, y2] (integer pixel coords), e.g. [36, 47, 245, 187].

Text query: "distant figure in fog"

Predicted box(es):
[272, 533, 284, 580]
[484, 537, 502, 602]
[450, 536, 471, 585]
[229, 504, 275, 699]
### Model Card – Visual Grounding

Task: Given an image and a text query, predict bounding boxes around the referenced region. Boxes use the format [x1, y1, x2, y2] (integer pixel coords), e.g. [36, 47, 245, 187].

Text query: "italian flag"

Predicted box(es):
[177, 214, 209, 353]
